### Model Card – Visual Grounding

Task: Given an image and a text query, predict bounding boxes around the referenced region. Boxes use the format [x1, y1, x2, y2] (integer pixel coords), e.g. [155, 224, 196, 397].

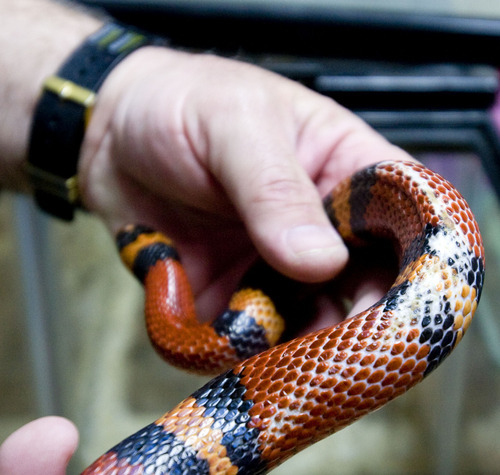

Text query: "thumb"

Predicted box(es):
[221, 151, 348, 283]
[0, 417, 79, 475]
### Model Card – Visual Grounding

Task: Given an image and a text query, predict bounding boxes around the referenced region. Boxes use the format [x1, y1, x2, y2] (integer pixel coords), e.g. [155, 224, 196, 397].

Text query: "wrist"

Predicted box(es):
[27, 22, 162, 220]
[78, 46, 184, 217]
[0, 0, 103, 193]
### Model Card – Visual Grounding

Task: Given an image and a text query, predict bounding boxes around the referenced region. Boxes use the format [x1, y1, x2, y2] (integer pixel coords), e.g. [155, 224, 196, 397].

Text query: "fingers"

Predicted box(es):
[222, 151, 349, 283]
[253, 124, 411, 283]
[0, 417, 78, 475]
[200, 87, 346, 281]
[80, 49, 413, 285]
[204, 71, 409, 283]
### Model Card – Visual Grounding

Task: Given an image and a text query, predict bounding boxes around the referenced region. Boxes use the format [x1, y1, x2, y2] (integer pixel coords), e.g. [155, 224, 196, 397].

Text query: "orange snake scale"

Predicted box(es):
[82, 160, 484, 474]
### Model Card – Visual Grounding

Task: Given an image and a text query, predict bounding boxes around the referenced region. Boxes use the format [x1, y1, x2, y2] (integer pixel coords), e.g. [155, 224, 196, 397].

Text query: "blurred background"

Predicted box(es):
[2, 1, 500, 473]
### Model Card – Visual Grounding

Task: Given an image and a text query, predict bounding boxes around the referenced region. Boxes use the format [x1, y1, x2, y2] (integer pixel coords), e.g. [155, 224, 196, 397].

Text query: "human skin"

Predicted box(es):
[0, 1, 413, 472]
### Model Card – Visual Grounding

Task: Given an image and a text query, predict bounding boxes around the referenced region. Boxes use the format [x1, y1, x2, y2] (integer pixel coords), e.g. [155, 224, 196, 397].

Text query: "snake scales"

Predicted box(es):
[82, 160, 484, 474]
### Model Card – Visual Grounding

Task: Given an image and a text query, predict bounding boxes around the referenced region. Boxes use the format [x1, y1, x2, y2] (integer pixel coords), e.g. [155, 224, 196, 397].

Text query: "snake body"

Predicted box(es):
[82, 160, 484, 474]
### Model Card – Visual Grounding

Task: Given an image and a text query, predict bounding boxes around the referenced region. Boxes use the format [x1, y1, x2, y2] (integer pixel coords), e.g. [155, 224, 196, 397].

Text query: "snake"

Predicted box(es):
[82, 160, 485, 474]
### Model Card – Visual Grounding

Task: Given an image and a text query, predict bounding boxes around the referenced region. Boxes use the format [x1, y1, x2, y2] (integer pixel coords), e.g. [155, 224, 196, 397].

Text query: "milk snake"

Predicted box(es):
[82, 160, 485, 474]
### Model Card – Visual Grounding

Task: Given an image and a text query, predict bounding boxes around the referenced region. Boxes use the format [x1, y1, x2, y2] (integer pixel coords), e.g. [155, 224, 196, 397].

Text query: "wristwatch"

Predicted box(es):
[27, 22, 164, 220]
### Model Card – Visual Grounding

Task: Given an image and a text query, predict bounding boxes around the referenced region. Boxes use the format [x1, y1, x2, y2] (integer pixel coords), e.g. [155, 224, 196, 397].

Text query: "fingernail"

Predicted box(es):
[286, 224, 342, 256]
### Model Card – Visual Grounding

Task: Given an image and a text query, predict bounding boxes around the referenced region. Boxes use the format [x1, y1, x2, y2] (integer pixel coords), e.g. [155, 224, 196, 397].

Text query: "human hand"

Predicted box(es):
[0, 417, 78, 475]
[79, 48, 413, 326]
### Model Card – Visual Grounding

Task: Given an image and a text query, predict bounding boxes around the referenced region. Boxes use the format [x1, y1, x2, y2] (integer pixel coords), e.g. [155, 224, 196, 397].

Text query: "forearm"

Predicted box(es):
[0, 0, 103, 192]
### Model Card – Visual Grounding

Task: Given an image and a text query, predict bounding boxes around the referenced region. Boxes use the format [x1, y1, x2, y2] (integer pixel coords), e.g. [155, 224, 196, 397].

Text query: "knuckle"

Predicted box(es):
[250, 162, 319, 211]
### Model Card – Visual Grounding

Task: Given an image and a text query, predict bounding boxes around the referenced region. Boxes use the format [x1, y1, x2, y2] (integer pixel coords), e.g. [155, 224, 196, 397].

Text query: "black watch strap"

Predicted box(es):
[27, 23, 163, 220]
